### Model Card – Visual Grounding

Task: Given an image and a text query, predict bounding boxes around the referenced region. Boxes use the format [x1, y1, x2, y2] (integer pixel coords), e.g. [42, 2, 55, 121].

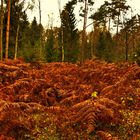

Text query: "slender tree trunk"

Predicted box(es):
[116, 8, 120, 35]
[38, 0, 42, 61]
[5, 0, 11, 60]
[125, 31, 128, 61]
[132, 36, 135, 54]
[38, 0, 41, 24]
[108, 17, 111, 31]
[61, 32, 64, 62]
[58, 0, 64, 62]
[0, 0, 4, 60]
[14, 24, 19, 60]
[81, 0, 88, 63]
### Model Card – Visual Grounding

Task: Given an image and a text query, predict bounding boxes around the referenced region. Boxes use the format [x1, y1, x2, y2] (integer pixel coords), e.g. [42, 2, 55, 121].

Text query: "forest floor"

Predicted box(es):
[0, 60, 140, 140]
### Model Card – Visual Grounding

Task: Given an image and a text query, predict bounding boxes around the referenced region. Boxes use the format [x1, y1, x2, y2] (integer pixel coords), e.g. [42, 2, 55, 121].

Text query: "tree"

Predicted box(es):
[78, 0, 94, 63]
[0, 0, 4, 60]
[13, 0, 25, 60]
[45, 29, 54, 62]
[17, 13, 31, 62]
[14, 22, 19, 60]
[119, 15, 140, 60]
[111, 0, 130, 35]
[5, 0, 11, 60]
[61, 0, 79, 62]
[38, 0, 41, 24]
[58, 0, 64, 62]
[14, 0, 35, 60]
[90, 1, 113, 31]
[27, 17, 44, 61]
[87, 26, 100, 59]
[37, 0, 43, 61]
[95, 30, 114, 61]
[2, 0, 35, 60]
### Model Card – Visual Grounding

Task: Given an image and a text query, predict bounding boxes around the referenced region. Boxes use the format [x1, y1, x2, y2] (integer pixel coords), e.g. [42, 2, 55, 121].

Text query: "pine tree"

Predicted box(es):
[45, 29, 54, 62]
[28, 17, 44, 61]
[95, 30, 114, 62]
[78, 0, 94, 63]
[0, 0, 4, 60]
[5, 0, 11, 60]
[61, 0, 79, 62]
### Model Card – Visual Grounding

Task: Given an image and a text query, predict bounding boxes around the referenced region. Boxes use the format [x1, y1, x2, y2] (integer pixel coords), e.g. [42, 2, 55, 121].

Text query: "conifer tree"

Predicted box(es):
[78, 0, 94, 63]
[61, 0, 79, 62]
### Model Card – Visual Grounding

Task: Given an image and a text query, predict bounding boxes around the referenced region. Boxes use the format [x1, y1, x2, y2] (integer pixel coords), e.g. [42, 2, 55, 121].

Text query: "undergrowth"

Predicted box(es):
[0, 60, 140, 139]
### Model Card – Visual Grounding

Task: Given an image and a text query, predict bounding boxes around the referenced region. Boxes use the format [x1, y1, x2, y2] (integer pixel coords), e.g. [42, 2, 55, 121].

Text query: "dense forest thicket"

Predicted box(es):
[1, 0, 140, 63]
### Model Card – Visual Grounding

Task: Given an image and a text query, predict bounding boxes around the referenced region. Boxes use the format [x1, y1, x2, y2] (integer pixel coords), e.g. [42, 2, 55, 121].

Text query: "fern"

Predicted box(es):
[0, 100, 43, 138]
[96, 131, 119, 140]
[65, 97, 119, 134]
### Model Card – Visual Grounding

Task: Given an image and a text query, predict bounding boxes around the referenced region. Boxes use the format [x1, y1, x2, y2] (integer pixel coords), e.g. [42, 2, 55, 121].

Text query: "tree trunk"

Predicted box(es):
[14, 24, 19, 60]
[38, 0, 41, 24]
[125, 31, 128, 61]
[0, 0, 4, 60]
[5, 0, 11, 60]
[81, 0, 88, 63]
[58, 0, 64, 62]
[38, 0, 42, 61]
[116, 8, 120, 35]
[108, 17, 111, 31]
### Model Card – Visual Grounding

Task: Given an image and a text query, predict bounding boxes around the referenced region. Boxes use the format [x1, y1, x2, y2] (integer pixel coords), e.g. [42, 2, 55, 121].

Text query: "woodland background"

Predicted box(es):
[1, 0, 140, 63]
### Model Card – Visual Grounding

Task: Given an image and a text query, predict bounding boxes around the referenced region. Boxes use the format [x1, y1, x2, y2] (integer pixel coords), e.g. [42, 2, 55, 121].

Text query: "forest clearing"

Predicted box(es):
[0, 60, 140, 140]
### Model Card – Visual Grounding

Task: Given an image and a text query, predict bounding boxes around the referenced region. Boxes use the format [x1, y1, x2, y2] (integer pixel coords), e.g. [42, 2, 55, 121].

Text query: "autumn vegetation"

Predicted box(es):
[0, 0, 140, 139]
[0, 60, 139, 139]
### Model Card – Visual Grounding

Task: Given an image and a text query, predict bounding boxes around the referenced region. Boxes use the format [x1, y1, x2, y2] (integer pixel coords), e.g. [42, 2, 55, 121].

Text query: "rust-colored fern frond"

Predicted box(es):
[0, 99, 44, 138]
[64, 97, 119, 134]
[96, 131, 119, 140]
[0, 63, 19, 72]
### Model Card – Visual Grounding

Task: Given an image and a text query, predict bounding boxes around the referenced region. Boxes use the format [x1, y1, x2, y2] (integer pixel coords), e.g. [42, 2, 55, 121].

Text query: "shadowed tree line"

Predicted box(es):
[1, 0, 140, 63]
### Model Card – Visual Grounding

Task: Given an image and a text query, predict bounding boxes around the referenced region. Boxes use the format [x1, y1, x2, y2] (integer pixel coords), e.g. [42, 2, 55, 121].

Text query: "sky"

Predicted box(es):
[26, 0, 140, 31]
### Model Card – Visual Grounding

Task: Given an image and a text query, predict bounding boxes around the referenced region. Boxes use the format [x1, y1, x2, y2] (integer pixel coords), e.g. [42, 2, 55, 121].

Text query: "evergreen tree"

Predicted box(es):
[17, 13, 31, 61]
[61, 0, 79, 62]
[27, 17, 44, 62]
[45, 29, 54, 62]
[95, 30, 114, 62]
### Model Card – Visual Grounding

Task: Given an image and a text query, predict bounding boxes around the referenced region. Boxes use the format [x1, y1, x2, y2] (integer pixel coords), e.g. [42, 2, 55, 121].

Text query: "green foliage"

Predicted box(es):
[45, 28, 61, 62]
[95, 31, 115, 62]
[2, 0, 27, 59]
[45, 29, 54, 62]
[19, 18, 44, 62]
[61, 0, 79, 62]
[1, 0, 140, 63]
[29, 17, 42, 46]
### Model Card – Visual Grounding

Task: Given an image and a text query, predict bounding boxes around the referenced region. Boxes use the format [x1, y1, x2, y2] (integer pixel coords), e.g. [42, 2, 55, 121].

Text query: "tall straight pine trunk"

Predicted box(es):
[58, 0, 64, 62]
[81, 0, 88, 63]
[0, 0, 4, 60]
[38, 0, 42, 61]
[5, 0, 11, 60]
[14, 24, 19, 60]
